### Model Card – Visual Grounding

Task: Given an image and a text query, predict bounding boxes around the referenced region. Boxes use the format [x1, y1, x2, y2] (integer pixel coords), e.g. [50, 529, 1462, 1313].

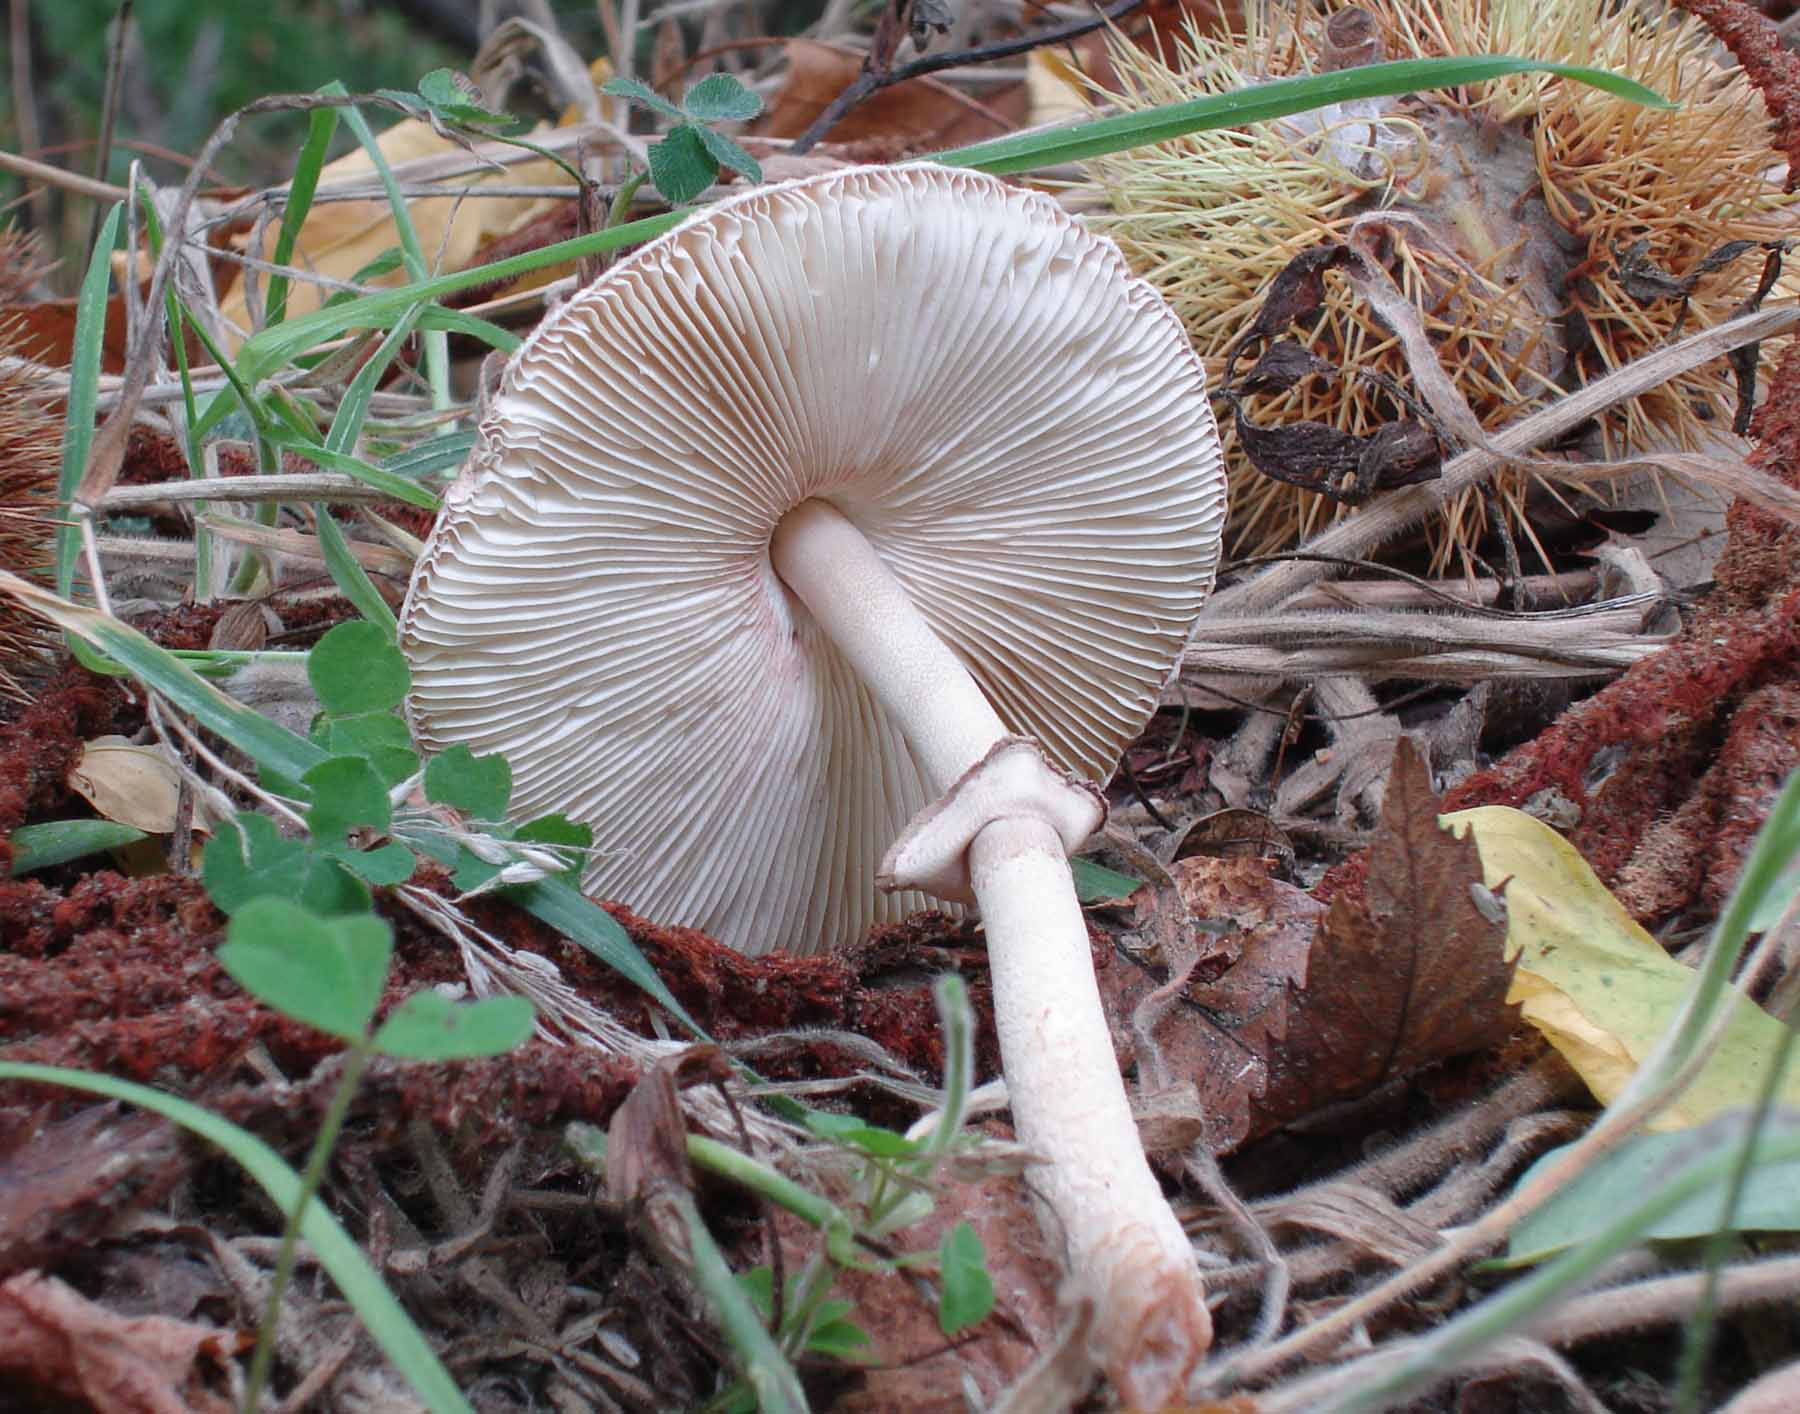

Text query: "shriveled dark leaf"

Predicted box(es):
[1231, 400, 1441, 504]
[603, 1048, 729, 1209]
[1102, 742, 1516, 1152]
[1172, 808, 1296, 876]
[1610, 237, 1769, 304]
[1235, 340, 1337, 396]
[1224, 243, 1354, 380]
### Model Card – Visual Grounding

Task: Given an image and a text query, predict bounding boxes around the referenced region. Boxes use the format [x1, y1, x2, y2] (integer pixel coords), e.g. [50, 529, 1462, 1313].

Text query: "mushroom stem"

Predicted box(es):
[771, 498, 1003, 788]
[771, 497, 1211, 1401]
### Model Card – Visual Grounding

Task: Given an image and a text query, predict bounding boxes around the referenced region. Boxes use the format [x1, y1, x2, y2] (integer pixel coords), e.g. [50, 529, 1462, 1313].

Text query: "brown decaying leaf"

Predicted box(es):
[0, 1106, 187, 1274]
[818, 1154, 1063, 1410]
[0, 1271, 237, 1414]
[1271, 738, 1517, 1113]
[1110, 740, 1516, 1152]
[754, 39, 1025, 149]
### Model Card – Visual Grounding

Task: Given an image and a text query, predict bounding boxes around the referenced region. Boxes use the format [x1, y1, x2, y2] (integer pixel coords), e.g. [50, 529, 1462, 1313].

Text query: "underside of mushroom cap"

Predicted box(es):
[400, 164, 1225, 958]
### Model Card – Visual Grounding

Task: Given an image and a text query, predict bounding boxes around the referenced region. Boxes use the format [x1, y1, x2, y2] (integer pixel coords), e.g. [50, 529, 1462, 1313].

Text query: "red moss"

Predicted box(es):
[1675, 0, 1800, 191]
[0, 667, 127, 852]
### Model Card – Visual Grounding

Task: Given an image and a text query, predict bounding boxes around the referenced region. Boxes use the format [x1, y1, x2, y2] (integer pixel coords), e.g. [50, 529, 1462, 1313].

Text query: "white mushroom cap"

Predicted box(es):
[400, 164, 1225, 957]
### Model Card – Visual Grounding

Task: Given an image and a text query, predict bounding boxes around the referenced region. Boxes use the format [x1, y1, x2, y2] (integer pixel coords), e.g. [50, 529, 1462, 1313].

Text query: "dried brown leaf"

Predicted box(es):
[755, 39, 1024, 149]
[0, 1271, 235, 1414]
[1105, 742, 1516, 1152]
[0, 1106, 187, 1274]
[1271, 738, 1516, 1112]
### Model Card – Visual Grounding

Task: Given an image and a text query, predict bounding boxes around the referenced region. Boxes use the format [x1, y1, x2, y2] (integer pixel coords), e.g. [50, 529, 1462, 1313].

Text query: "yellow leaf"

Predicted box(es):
[1027, 50, 1091, 127]
[67, 735, 182, 834]
[1446, 806, 1798, 1129]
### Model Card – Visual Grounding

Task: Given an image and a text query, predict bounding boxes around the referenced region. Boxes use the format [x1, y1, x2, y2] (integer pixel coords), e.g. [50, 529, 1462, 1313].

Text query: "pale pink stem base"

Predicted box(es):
[772, 499, 1210, 1401]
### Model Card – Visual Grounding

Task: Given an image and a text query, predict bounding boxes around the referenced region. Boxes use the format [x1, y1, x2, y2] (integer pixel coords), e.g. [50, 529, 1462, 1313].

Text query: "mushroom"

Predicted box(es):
[400, 165, 1226, 1402]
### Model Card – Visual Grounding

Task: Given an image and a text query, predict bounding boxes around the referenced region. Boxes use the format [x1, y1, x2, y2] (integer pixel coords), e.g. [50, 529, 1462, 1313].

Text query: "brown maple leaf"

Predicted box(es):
[1265, 737, 1518, 1124]
[1105, 739, 1516, 1152]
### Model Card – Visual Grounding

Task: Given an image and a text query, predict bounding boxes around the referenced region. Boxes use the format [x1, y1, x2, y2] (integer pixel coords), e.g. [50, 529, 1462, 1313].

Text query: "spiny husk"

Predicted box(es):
[0, 230, 62, 702]
[1082, 0, 1797, 569]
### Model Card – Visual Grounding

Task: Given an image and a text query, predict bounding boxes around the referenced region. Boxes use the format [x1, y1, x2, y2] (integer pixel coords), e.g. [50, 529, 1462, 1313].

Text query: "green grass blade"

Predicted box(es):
[931, 57, 1673, 175]
[336, 98, 451, 408]
[6, 819, 147, 875]
[314, 509, 400, 635]
[264, 436, 442, 509]
[266, 99, 343, 329]
[0, 1062, 473, 1414]
[0, 570, 328, 783]
[1339, 1120, 1800, 1413]
[328, 306, 424, 454]
[415, 304, 522, 353]
[380, 432, 475, 483]
[675, 1192, 809, 1414]
[56, 203, 123, 601]
[235, 210, 685, 385]
[391, 830, 706, 1040]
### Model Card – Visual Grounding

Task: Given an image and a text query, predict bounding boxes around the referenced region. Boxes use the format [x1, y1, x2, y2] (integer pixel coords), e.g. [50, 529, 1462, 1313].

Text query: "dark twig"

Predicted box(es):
[788, 0, 1149, 154]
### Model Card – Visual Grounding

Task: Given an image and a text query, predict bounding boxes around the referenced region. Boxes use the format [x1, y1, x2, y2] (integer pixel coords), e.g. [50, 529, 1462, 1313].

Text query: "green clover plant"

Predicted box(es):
[602, 73, 764, 206]
[568, 974, 997, 1406]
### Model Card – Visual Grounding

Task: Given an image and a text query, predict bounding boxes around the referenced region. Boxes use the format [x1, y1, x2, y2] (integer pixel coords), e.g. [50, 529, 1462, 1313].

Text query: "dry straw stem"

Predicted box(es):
[1178, 602, 1670, 683]
[99, 474, 403, 510]
[1084, 0, 1798, 568]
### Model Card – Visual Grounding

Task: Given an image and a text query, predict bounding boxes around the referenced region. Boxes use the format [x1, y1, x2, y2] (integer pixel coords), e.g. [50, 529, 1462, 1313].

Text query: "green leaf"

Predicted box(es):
[303, 755, 393, 841]
[515, 814, 592, 879]
[309, 621, 410, 716]
[203, 813, 369, 918]
[694, 124, 762, 185]
[339, 840, 417, 887]
[1071, 856, 1144, 904]
[735, 1265, 776, 1321]
[417, 68, 512, 124]
[1502, 1118, 1800, 1267]
[265, 98, 342, 328]
[648, 125, 719, 207]
[424, 744, 512, 821]
[937, 1221, 995, 1335]
[56, 203, 123, 603]
[373, 989, 535, 1060]
[218, 897, 393, 1041]
[803, 1111, 921, 1157]
[600, 76, 686, 124]
[682, 73, 763, 123]
[6, 820, 147, 875]
[317, 714, 419, 787]
[930, 56, 1674, 176]
[806, 1315, 871, 1360]
[0, 1063, 473, 1414]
